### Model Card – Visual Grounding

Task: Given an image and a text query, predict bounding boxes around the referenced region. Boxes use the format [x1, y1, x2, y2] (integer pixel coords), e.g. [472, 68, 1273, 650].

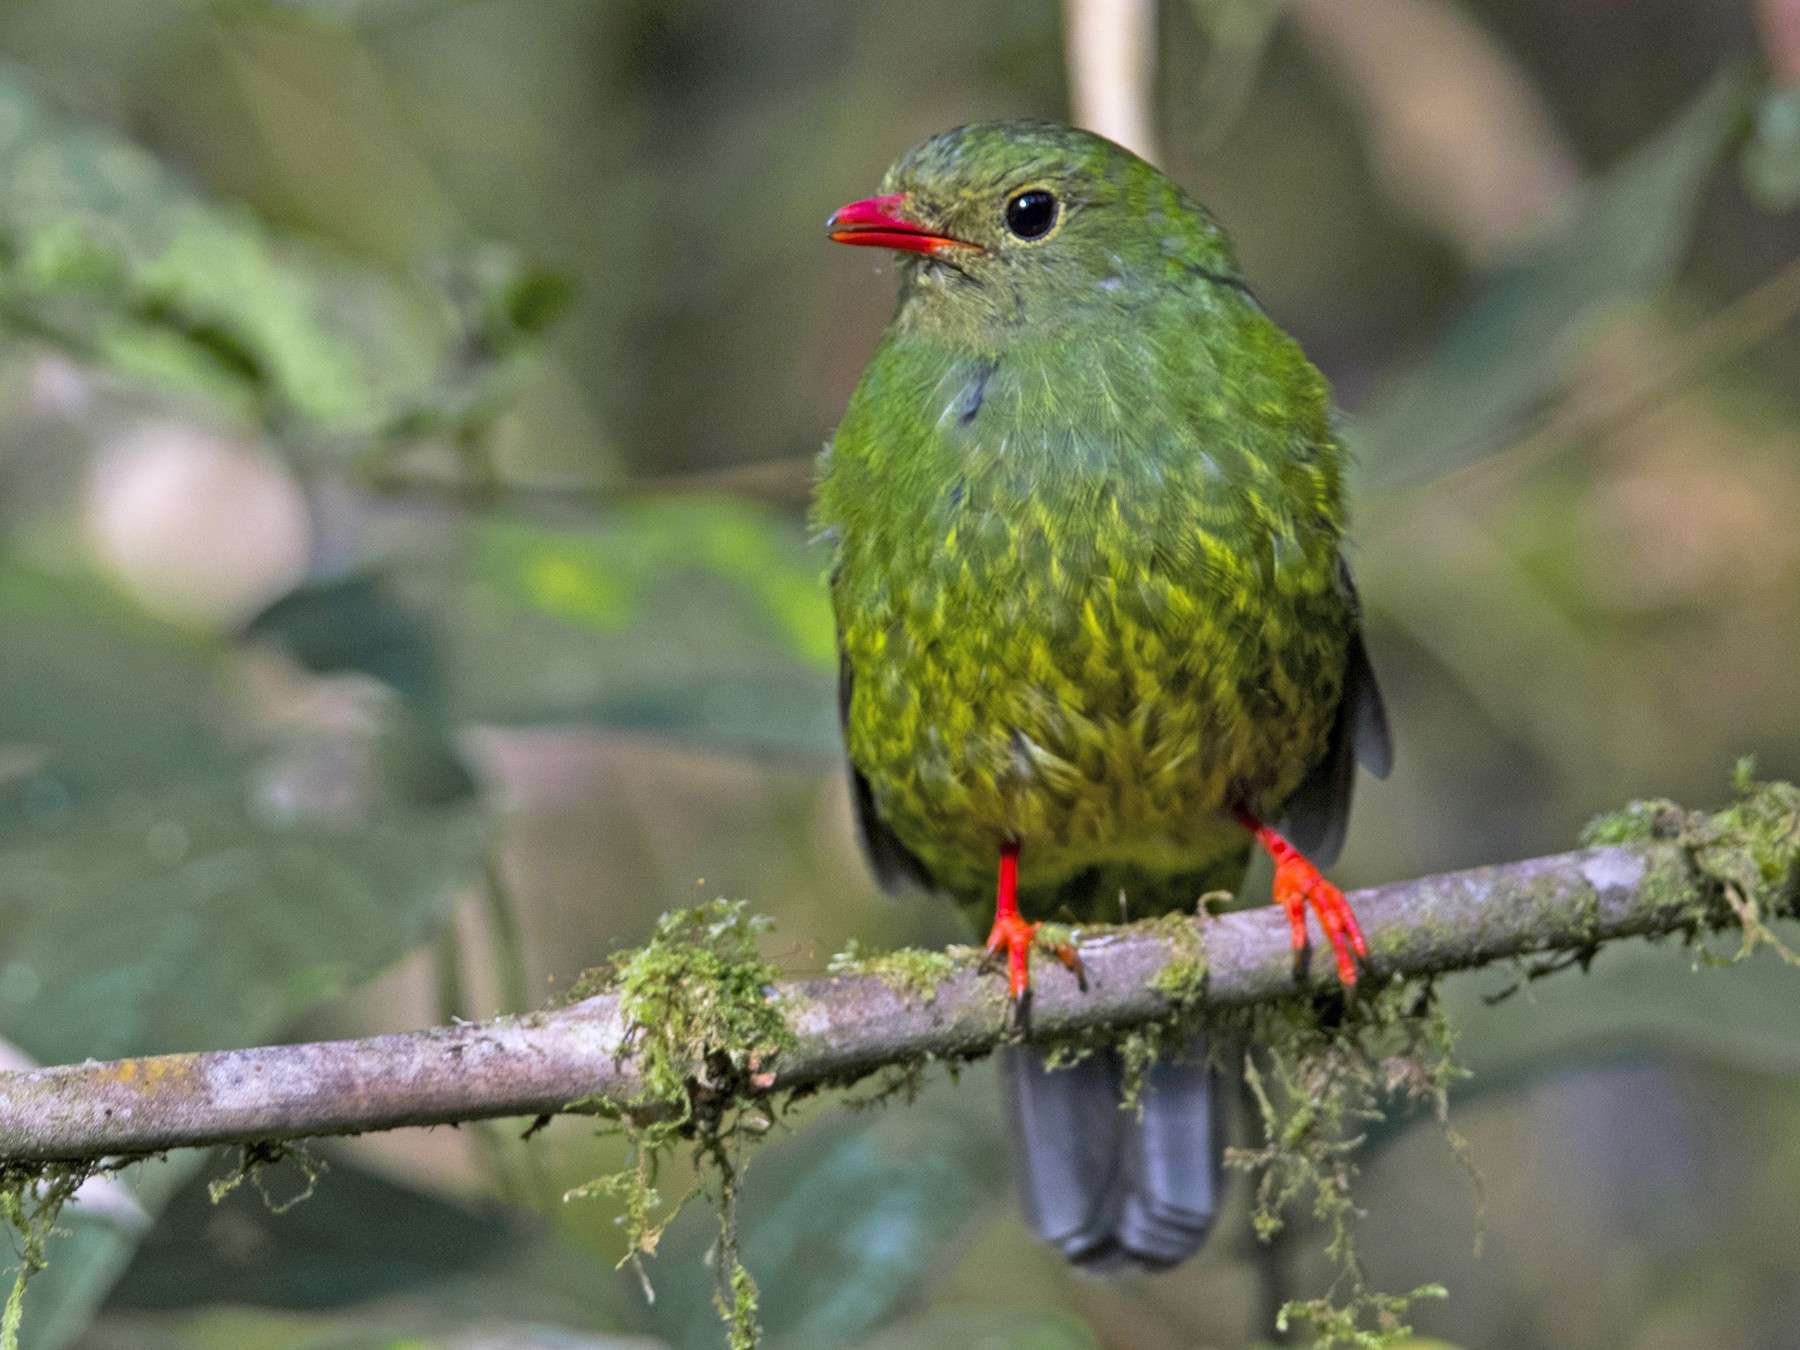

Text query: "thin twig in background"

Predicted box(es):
[1182, 0, 1287, 156]
[1065, 0, 1163, 164]
[1395, 249, 1800, 513]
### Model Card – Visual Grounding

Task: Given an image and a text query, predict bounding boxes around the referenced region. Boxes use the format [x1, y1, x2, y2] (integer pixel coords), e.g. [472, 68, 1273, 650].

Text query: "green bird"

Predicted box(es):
[814, 121, 1391, 1271]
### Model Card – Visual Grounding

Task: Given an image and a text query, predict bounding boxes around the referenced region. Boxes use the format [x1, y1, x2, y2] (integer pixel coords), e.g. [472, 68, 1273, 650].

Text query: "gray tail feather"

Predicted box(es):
[998, 1037, 1223, 1273]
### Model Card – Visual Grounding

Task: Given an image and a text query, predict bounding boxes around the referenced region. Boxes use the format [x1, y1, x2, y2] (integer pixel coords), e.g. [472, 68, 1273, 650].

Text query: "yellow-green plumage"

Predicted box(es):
[816, 121, 1380, 926]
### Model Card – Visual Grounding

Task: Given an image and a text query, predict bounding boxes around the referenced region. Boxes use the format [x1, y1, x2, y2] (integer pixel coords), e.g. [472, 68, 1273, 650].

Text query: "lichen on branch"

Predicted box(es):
[826, 938, 960, 1006]
[0, 1162, 91, 1350]
[563, 899, 794, 1349]
[1583, 759, 1800, 964]
[1223, 978, 1470, 1347]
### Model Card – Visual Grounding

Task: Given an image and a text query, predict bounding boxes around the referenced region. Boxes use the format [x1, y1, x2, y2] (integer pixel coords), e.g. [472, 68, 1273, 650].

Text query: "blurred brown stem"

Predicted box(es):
[1289, 0, 1579, 264]
[1397, 249, 1800, 511]
[1065, 0, 1162, 163]
[0, 836, 1784, 1165]
[435, 897, 539, 1209]
[482, 856, 532, 1018]
[1758, 0, 1800, 83]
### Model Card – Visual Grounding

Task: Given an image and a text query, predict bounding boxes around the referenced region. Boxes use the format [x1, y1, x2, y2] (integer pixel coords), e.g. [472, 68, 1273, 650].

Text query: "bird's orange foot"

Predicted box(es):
[1274, 850, 1368, 987]
[977, 841, 1086, 1003]
[981, 911, 1087, 1000]
[983, 906, 1039, 1001]
[1236, 810, 1369, 987]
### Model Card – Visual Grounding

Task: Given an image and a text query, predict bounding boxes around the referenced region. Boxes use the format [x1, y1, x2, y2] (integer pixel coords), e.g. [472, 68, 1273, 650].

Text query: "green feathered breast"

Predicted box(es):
[814, 121, 1372, 926]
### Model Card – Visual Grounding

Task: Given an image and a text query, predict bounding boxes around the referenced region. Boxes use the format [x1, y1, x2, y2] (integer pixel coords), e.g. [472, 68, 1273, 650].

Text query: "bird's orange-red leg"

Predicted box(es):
[1234, 809, 1368, 986]
[982, 842, 1083, 1000]
[984, 842, 1036, 998]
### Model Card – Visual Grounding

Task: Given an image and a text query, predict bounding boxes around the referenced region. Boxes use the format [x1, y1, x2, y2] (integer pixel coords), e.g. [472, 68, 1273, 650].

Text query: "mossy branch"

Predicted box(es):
[0, 777, 1792, 1166]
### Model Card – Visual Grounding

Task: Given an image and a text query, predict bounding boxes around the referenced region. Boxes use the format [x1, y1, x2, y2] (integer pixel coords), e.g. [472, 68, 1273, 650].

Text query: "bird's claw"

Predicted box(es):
[980, 917, 1089, 1003]
[982, 909, 1039, 1001]
[979, 842, 1088, 1008]
[1051, 939, 1089, 993]
[1273, 852, 1368, 988]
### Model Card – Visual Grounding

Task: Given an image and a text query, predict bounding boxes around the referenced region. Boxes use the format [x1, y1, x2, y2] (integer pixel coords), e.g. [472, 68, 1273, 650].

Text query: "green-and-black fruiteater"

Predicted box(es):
[814, 121, 1391, 1272]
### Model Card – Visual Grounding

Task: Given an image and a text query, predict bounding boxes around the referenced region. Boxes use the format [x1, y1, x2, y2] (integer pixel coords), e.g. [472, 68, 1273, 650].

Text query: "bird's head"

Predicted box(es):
[828, 120, 1241, 341]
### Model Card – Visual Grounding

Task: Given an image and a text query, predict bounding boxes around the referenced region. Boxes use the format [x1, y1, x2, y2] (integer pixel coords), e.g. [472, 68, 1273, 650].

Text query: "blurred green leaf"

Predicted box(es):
[1357, 933, 1800, 1167]
[0, 560, 487, 1347]
[0, 571, 486, 1062]
[16, 1154, 203, 1350]
[1352, 71, 1753, 491]
[1742, 83, 1800, 209]
[206, 0, 459, 30]
[486, 265, 579, 352]
[472, 498, 834, 668]
[83, 1152, 650, 1349]
[84, 1311, 662, 1350]
[247, 576, 446, 718]
[634, 1070, 1011, 1350]
[109, 1152, 517, 1310]
[0, 64, 558, 447]
[387, 496, 839, 755]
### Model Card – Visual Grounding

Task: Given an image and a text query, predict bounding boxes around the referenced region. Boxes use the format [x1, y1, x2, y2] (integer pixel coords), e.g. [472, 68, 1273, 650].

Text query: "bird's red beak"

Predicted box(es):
[827, 193, 977, 257]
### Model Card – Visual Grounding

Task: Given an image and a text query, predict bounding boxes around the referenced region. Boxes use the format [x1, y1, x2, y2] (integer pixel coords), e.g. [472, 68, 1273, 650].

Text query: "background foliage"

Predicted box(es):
[1, 1, 1799, 1347]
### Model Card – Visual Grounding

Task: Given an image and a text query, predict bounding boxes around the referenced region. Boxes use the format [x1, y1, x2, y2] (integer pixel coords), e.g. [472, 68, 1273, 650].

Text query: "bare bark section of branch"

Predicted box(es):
[0, 841, 1735, 1165]
[1065, 0, 1162, 164]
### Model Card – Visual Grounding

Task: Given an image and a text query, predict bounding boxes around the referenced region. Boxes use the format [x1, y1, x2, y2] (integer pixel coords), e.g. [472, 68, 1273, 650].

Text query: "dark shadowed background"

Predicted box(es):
[2, 1, 1799, 1347]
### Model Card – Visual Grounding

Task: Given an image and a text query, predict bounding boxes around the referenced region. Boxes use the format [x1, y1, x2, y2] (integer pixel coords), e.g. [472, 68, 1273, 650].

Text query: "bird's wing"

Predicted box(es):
[1277, 562, 1392, 866]
[838, 646, 936, 893]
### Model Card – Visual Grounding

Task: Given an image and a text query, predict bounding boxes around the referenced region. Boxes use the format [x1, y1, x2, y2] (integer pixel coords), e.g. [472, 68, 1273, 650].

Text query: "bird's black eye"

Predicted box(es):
[1004, 188, 1058, 240]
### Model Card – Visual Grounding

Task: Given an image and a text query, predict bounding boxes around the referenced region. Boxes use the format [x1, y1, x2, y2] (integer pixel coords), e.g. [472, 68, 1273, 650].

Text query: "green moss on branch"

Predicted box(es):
[1225, 978, 1470, 1348]
[1582, 760, 1800, 961]
[827, 939, 961, 1005]
[0, 1162, 96, 1350]
[565, 899, 794, 1348]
